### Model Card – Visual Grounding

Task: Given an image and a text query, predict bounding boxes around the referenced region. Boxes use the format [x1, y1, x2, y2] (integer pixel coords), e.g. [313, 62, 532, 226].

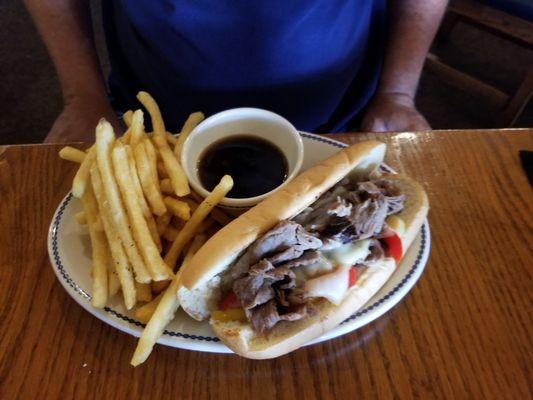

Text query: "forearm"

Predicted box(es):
[24, 0, 107, 102]
[377, 0, 448, 99]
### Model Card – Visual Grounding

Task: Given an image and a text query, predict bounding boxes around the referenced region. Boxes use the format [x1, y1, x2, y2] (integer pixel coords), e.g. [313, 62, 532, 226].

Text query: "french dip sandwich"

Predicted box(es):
[178, 141, 428, 359]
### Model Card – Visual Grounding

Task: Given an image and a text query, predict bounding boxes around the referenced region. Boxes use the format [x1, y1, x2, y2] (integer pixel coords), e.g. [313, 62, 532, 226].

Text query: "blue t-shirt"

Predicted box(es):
[103, 1, 387, 133]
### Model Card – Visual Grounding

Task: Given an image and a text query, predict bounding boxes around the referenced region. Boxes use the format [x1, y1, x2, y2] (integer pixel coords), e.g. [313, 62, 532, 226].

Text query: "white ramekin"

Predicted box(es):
[181, 108, 304, 212]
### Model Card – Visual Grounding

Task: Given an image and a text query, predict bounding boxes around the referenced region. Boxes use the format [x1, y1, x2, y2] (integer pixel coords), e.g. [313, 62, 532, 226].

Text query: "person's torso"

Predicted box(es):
[104, 0, 387, 132]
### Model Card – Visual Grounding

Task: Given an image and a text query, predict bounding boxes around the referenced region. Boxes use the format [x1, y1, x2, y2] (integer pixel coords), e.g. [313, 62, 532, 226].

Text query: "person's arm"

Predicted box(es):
[24, 0, 120, 143]
[361, 0, 448, 132]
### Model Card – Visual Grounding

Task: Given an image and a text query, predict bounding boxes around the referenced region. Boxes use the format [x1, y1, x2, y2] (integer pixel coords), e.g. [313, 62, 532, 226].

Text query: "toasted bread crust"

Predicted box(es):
[210, 174, 428, 359]
[211, 258, 396, 359]
[177, 141, 429, 358]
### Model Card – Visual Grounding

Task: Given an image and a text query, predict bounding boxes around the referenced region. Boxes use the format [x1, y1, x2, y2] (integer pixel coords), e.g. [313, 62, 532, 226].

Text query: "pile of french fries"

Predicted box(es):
[59, 92, 234, 366]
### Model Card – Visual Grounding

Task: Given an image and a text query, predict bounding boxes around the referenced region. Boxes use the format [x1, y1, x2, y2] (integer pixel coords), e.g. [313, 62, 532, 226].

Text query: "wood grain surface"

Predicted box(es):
[0, 130, 531, 399]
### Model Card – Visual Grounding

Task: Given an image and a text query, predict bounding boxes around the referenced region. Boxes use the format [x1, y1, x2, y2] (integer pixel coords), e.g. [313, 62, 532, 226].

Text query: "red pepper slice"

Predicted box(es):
[219, 291, 241, 310]
[348, 267, 357, 287]
[381, 232, 403, 263]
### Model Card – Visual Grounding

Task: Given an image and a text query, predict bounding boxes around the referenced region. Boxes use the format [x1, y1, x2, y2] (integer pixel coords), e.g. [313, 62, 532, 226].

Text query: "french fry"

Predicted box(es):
[189, 191, 233, 226]
[95, 120, 152, 283]
[166, 132, 178, 147]
[75, 211, 87, 225]
[94, 215, 104, 232]
[146, 215, 162, 252]
[177, 201, 221, 231]
[81, 183, 109, 308]
[164, 197, 191, 221]
[134, 292, 164, 323]
[59, 146, 86, 163]
[129, 109, 145, 147]
[174, 112, 204, 158]
[125, 147, 161, 261]
[125, 146, 151, 218]
[134, 142, 166, 216]
[108, 268, 121, 297]
[177, 199, 227, 231]
[149, 136, 162, 162]
[153, 133, 189, 196]
[123, 110, 133, 127]
[72, 146, 95, 198]
[160, 178, 173, 194]
[112, 143, 171, 281]
[90, 164, 136, 309]
[156, 213, 172, 235]
[121, 129, 132, 144]
[130, 276, 180, 366]
[137, 91, 190, 197]
[131, 234, 207, 366]
[164, 175, 233, 268]
[136, 282, 153, 303]
[144, 138, 162, 184]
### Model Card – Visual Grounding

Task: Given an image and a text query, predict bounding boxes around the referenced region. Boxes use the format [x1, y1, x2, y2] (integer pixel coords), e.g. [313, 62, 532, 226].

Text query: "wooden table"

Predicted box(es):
[1, 129, 531, 399]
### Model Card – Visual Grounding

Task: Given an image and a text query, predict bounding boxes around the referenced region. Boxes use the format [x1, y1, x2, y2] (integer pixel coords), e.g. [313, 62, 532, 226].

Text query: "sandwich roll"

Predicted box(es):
[177, 141, 428, 359]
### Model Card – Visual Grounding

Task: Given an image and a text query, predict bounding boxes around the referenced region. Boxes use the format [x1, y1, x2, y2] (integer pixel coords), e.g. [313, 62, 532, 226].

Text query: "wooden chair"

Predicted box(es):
[425, 0, 533, 126]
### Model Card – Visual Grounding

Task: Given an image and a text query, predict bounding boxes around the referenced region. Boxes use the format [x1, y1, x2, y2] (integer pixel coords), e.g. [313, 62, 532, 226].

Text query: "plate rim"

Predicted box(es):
[47, 132, 430, 351]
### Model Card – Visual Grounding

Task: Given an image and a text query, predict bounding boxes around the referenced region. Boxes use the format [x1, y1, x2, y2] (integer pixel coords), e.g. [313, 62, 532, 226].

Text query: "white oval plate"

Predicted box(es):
[48, 133, 430, 354]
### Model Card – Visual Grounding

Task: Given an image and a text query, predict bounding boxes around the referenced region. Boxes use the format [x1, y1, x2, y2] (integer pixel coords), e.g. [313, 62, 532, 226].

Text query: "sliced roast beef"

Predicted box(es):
[248, 299, 308, 332]
[230, 222, 321, 332]
[267, 247, 304, 265]
[267, 267, 297, 289]
[275, 287, 309, 308]
[326, 197, 352, 217]
[373, 179, 405, 215]
[233, 260, 297, 310]
[248, 300, 280, 332]
[226, 177, 403, 333]
[302, 179, 404, 244]
[229, 221, 322, 280]
[232, 272, 274, 310]
[277, 250, 321, 269]
[294, 186, 349, 231]
[348, 196, 389, 240]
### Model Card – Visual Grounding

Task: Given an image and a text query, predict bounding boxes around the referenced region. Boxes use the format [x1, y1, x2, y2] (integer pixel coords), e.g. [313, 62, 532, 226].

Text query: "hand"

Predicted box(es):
[44, 96, 123, 143]
[361, 93, 430, 132]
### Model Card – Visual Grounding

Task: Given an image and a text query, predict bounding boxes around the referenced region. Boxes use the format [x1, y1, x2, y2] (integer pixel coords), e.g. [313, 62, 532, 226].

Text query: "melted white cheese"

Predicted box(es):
[293, 255, 333, 284]
[295, 240, 372, 304]
[303, 264, 351, 305]
[323, 239, 371, 266]
[293, 239, 370, 305]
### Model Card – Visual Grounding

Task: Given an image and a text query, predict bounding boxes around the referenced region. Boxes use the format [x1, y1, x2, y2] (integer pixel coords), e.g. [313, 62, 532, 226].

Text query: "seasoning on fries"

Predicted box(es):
[96, 120, 152, 283]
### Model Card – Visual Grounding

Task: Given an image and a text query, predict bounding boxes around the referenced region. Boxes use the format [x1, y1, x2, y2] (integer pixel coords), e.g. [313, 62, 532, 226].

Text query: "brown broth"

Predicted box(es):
[198, 135, 288, 198]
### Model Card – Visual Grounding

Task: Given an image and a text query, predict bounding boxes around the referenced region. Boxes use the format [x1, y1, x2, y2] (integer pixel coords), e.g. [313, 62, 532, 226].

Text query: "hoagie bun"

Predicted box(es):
[178, 141, 428, 358]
